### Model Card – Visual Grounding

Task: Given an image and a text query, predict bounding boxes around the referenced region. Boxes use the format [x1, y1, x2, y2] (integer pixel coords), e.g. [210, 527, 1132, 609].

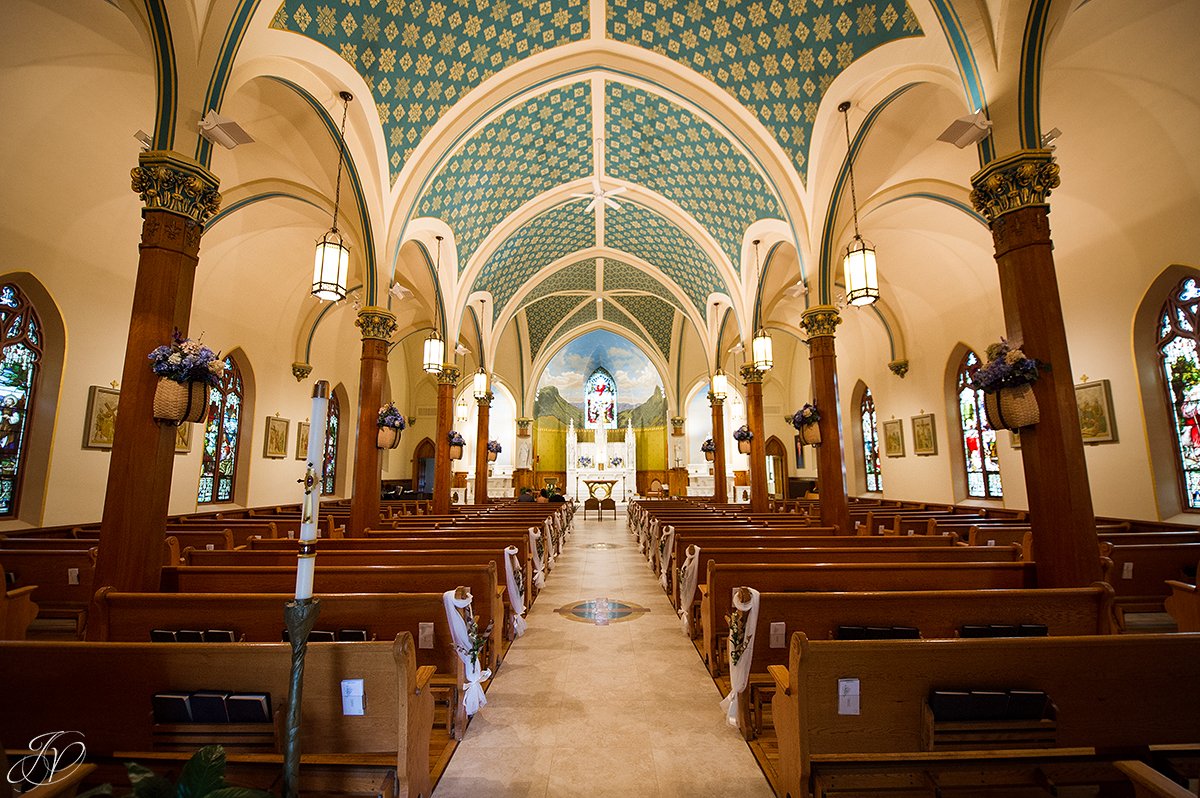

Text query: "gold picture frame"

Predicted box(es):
[83, 386, 120, 450]
[911, 413, 937, 456]
[1076, 379, 1117, 444]
[295, 422, 310, 460]
[174, 422, 192, 454]
[882, 419, 905, 457]
[264, 416, 290, 458]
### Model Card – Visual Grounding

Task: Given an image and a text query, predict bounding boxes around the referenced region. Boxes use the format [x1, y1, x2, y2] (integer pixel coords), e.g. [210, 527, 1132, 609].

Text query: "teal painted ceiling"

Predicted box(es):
[601, 300, 656, 356]
[519, 259, 598, 308]
[546, 299, 598, 352]
[472, 202, 595, 318]
[606, 0, 922, 180]
[270, 0, 589, 182]
[601, 260, 684, 310]
[606, 81, 783, 272]
[605, 201, 723, 317]
[416, 82, 592, 272]
[526, 293, 587, 356]
[612, 294, 674, 355]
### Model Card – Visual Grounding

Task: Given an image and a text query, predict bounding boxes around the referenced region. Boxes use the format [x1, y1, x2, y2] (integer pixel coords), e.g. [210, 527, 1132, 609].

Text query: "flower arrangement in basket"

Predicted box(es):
[971, 339, 1048, 431]
[701, 438, 716, 461]
[448, 430, 466, 460]
[732, 424, 753, 454]
[791, 403, 822, 446]
[147, 331, 223, 424]
[377, 402, 407, 449]
[486, 439, 502, 461]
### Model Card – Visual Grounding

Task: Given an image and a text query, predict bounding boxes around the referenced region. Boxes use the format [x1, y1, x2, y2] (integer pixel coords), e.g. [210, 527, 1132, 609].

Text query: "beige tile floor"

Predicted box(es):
[433, 510, 775, 798]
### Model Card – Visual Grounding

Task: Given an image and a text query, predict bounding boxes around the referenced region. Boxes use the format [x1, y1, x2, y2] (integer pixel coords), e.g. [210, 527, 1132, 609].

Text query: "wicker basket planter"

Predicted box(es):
[153, 379, 208, 424]
[983, 384, 1040, 431]
[799, 424, 821, 445]
[737, 439, 751, 454]
[704, 451, 714, 461]
[450, 444, 464, 460]
[487, 451, 497, 462]
[377, 426, 402, 449]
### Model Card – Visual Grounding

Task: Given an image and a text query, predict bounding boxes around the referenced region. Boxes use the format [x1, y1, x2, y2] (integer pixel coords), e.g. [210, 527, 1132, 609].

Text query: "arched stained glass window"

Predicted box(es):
[1158, 277, 1200, 509]
[198, 356, 243, 504]
[321, 391, 340, 496]
[584, 366, 617, 429]
[0, 284, 42, 517]
[860, 387, 882, 492]
[957, 351, 1002, 498]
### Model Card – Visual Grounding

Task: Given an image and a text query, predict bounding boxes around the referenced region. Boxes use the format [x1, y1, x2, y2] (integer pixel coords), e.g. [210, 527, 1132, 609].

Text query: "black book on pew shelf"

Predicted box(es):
[968, 691, 1009, 720]
[176, 629, 205, 643]
[226, 693, 271, 723]
[152, 692, 193, 723]
[338, 629, 369, 641]
[203, 629, 237, 642]
[959, 625, 991, 638]
[150, 629, 178, 643]
[1017, 624, 1048, 637]
[190, 691, 230, 723]
[928, 690, 972, 721]
[835, 625, 865, 640]
[1005, 690, 1050, 720]
[988, 625, 1018, 637]
[891, 626, 920, 639]
[308, 630, 337, 642]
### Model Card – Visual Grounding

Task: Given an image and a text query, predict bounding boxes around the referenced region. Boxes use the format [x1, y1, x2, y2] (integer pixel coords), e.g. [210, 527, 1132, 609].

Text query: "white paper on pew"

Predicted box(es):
[837, 678, 860, 715]
[443, 590, 491, 716]
[341, 678, 365, 716]
[720, 587, 760, 727]
[503, 545, 528, 637]
[679, 545, 702, 635]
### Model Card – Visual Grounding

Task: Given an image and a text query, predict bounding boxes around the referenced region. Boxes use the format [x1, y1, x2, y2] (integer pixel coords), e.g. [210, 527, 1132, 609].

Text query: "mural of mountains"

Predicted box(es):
[618, 385, 667, 428]
[534, 386, 584, 427]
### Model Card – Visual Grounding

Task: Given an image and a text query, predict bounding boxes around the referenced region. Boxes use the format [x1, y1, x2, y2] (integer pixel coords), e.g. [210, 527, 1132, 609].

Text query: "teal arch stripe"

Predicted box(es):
[266, 76, 377, 304]
[752, 241, 785, 331]
[927, 0, 994, 164]
[868, 304, 897, 360]
[875, 191, 988, 227]
[304, 282, 363, 361]
[411, 239, 446, 341]
[1019, 0, 1053, 149]
[205, 191, 322, 231]
[818, 83, 919, 305]
[145, 0, 177, 150]
[196, 0, 262, 167]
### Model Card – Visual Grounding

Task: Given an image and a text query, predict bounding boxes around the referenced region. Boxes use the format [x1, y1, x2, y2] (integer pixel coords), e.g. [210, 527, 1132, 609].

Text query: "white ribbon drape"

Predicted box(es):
[658, 524, 676, 590]
[678, 544, 701, 635]
[528, 527, 546, 590]
[443, 590, 492, 716]
[503, 545, 528, 637]
[719, 587, 760, 727]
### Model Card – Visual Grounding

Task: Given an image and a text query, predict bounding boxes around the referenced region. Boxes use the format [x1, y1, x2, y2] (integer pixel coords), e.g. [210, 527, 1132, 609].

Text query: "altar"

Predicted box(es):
[566, 419, 636, 502]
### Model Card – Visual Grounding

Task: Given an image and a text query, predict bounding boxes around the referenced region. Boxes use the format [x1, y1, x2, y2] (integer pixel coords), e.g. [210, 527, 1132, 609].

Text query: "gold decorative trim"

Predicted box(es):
[707, 392, 725, 407]
[291, 362, 313, 382]
[438, 365, 461, 385]
[800, 305, 841, 338]
[888, 359, 910, 378]
[476, 391, 494, 407]
[670, 416, 686, 433]
[355, 306, 397, 341]
[130, 150, 221, 225]
[740, 364, 766, 384]
[970, 149, 1060, 223]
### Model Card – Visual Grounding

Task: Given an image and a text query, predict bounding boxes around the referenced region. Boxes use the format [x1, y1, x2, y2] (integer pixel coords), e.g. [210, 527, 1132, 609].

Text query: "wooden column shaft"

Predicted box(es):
[743, 374, 769, 512]
[809, 335, 852, 534]
[474, 397, 491, 504]
[348, 337, 388, 537]
[710, 396, 727, 503]
[432, 368, 457, 515]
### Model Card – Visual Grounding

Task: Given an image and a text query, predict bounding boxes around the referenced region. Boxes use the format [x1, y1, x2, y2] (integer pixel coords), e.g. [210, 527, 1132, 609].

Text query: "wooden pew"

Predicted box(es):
[0, 559, 38, 640]
[0, 548, 96, 635]
[1165, 569, 1200, 632]
[770, 632, 1200, 798]
[0, 635, 434, 798]
[1103, 542, 1200, 621]
[702, 561, 1040, 673]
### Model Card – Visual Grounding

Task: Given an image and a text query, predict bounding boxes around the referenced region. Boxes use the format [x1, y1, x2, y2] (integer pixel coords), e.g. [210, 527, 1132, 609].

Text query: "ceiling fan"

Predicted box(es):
[570, 178, 627, 212]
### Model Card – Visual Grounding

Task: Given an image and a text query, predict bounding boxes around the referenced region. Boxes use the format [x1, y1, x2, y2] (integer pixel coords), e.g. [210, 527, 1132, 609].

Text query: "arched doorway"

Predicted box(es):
[765, 436, 788, 499]
[411, 437, 435, 496]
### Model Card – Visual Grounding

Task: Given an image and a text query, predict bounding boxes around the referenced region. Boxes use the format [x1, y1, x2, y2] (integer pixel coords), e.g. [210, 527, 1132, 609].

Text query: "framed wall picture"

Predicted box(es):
[295, 422, 310, 460]
[174, 422, 192, 454]
[83, 386, 120, 449]
[264, 416, 290, 458]
[882, 419, 905, 457]
[793, 434, 805, 469]
[1076, 379, 1117, 444]
[911, 413, 937, 456]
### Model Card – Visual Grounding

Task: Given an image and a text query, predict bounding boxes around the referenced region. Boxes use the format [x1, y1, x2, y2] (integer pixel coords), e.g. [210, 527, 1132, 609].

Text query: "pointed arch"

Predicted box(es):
[947, 344, 1002, 501]
[197, 347, 255, 506]
[322, 383, 349, 496]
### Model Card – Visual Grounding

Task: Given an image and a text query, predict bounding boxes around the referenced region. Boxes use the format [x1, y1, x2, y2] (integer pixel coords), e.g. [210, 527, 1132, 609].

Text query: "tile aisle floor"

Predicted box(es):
[433, 510, 775, 798]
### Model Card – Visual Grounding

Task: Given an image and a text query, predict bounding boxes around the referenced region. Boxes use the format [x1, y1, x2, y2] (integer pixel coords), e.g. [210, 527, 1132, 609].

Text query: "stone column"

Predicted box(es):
[800, 306, 852, 533]
[709, 393, 728, 503]
[970, 150, 1100, 588]
[741, 366, 770, 512]
[514, 417, 534, 494]
[668, 416, 688, 496]
[432, 365, 460, 515]
[93, 151, 220, 597]
[348, 307, 397, 537]
[474, 392, 493, 504]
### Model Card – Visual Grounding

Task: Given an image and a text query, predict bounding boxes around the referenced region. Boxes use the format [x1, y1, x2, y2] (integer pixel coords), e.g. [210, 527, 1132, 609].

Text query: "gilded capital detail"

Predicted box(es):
[477, 391, 494, 407]
[969, 149, 1060, 223]
[131, 150, 221, 225]
[707, 392, 725, 407]
[740, 364, 766, 385]
[516, 417, 533, 436]
[800, 305, 841, 339]
[355, 306, 397, 341]
[670, 416, 686, 434]
[291, 362, 313, 382]
[888, 359, 910, 378]
[438, 365, 461, 385]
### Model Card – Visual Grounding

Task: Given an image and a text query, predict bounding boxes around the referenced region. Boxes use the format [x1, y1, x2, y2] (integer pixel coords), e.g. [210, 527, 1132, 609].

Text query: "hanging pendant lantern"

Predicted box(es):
[752, 328, 774, 371]
[838, 101, 880, 307]
[312, 91, 353, 301]
[423, 235, 445, 373]
[711, 370, 729, 401]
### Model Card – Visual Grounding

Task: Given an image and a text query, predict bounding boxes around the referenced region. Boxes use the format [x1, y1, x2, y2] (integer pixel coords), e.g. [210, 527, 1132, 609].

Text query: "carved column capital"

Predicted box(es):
[800, 305, 842, 339]
[516, 417, 533, 437]
[969, 149, 1060, 223]
[130, 150, 221, 225]
[291, 362, 313, 382]
[355, 306, 397, 342]
[888, 359, 910, 378]
[707, 392, 725, 407]
[739, 364, 766, 385]
[476, 391, 494, 407]
[670, 416, 686, 435]
[438, 365, 461, 385]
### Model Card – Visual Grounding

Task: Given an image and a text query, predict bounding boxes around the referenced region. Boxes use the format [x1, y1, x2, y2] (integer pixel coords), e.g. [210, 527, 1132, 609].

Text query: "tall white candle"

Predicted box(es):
[295, 380, 330, 601]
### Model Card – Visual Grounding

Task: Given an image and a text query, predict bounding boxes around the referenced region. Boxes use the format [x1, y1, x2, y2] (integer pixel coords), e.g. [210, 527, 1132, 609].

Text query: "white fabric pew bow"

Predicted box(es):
[443, 589, 492, 716]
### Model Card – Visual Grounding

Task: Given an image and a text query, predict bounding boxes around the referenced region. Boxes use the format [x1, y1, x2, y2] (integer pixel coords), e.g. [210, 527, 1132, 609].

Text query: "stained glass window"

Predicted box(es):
[584, 366, 617, 430]
[0, 284, 42, 517]
[1158, 277, 1200, 509]
[197, 356, 243, 504]
[860, 387, 882, 492]
[957, 351, 1003, 498]
[321, 391, 340, 496]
